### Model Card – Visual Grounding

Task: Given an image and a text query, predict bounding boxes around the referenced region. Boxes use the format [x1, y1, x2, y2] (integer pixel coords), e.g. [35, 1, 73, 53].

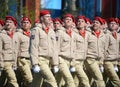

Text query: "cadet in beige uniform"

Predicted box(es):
[55, 14, 76, 87]
[104, 18, 120, 87]
[17, 17, 33, 87]
[53, 18, 66, 87]
[0, 16, 19, 87]
[84, 17, 106, 87]
[72, 15, 90, 87]
[0, 19, 5, 74]
[30, 10, 58, 87]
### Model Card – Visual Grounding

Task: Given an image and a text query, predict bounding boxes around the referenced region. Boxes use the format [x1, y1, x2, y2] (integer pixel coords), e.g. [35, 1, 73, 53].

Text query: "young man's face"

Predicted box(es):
[77, 19, 86, 29]
[64, 17, 73, 28]
[93, 20, 101, 30]
[109, 21, 119, 31]
[5, 20, 16, 30]
[41, 14, 51, 24]
[21, 20, 31, 31]
[54, 21, 61, 29]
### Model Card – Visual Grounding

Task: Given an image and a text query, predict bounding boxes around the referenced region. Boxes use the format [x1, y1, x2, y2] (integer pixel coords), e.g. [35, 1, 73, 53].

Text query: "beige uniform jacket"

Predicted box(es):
[30, 25, 58, 66]
[0, 30, 14, 67]
[55, 28, 76, 61]
[17, 29, 30, 58]
[87, 30, 106, 61]
[74, 29, 91, 60]
[105, 31, 120, 61]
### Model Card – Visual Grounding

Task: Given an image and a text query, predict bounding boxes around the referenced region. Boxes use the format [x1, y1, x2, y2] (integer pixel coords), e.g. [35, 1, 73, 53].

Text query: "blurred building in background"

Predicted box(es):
[0, 0, 120, 24]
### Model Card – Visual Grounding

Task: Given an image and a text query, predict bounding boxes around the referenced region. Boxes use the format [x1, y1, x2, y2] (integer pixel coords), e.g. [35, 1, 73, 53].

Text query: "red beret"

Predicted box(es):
[94, 17, 104, 24]
[77, 15, 87, 22]
[0, 19, 5, 26]
[21, 17, 32, 23]
[6, 16, 17, 26]
[53, 18, 62, 24]
[86, 18, 92, 24]
[35, 19, 40, 23]
[40, 10, 51, 16]
[64, 14, 75, 23]
[102, 19, 107, 24]
[109, 17, 119, 23]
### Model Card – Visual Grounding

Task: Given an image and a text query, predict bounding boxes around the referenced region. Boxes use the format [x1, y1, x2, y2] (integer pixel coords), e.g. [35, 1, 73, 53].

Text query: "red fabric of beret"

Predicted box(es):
[21, 17, 32, 24]
[40, 10, 51, 16]
[6, 16, 17, 26]
[64, 14, 75, 23]
[0, 19, 5, 26]
[94, 17, 104, 24]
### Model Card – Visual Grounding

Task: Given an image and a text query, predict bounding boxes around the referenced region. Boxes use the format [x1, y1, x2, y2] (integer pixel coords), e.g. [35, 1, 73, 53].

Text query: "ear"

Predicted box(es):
[40, 17, 43, 21]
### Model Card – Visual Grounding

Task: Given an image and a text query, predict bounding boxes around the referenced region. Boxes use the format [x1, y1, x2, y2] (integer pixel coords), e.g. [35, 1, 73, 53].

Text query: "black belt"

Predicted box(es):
[75, 59, 85, 61]
[104, 59, 117, 62]
[19, 57, 29, 60]
[4, 60, 14, 62]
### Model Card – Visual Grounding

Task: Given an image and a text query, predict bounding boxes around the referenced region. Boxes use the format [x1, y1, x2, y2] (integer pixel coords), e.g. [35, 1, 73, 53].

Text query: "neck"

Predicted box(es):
[23, 29, 30, 32]
[94, 29, 100, 32]
[79, 27, 85, 31]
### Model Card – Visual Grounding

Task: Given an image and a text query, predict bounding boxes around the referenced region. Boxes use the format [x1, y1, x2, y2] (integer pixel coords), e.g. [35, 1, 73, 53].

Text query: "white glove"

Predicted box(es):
[114, 65, 119, 72]
[70, 66, 76, 72]
[33, 65, 40, 73]
[53, 66, 59, 73]
[99, 65, 104, 73]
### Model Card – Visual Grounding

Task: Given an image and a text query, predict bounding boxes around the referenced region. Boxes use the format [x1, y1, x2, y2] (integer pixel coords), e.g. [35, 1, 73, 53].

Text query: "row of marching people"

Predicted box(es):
[0, 9, 120, 87]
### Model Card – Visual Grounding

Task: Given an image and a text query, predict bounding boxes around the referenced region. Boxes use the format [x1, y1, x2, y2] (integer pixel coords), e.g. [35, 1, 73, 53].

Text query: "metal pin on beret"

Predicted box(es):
[21, 17, 32, 24]
[6, 16, 18, 26]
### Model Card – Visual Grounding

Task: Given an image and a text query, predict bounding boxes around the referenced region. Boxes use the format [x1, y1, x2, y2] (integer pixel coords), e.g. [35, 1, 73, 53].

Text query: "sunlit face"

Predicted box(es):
[109, 21, 119, 31]
[41, 14, 51, 24]
[64, 17, 73, 27]
[77, 19, 86, 29]
[93, 20, 101, 30]
[21, 20, 31, 31]
[5, 20, 16, 30]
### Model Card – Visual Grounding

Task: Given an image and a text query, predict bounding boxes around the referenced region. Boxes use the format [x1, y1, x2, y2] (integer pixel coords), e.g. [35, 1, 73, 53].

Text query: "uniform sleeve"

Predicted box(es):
[29, 28, 40, 66]
[0, 36, 4, 68]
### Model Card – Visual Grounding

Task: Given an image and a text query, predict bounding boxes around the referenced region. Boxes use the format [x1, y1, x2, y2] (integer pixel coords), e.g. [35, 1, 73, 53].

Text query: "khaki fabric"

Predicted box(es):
[33, 56, 58, 87]
[30, 25, 58, 87]
[104, 61, 120, 87]
[55, 28, 76, 87]
[87, 30, 106, 61]
[85, 58, 105, 87]
[30, 26, 58, 66]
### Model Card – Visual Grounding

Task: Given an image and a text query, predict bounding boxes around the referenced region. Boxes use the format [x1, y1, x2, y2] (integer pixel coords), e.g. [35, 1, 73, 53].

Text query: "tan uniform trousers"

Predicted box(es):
[18, 58, 33, 85]
[4, 62, 19, 87]
[85, 58, 105, 87]
[104, 61, 120, 87]
[56, 57, 75, 87]
[72, 60, 90, 87]
[118, 61, 120, 78]
[32, 56, 58, 87]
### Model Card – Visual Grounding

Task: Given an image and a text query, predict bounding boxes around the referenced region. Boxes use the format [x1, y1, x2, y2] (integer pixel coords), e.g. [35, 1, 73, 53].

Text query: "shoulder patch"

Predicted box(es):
[30, 35, 35, 39]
